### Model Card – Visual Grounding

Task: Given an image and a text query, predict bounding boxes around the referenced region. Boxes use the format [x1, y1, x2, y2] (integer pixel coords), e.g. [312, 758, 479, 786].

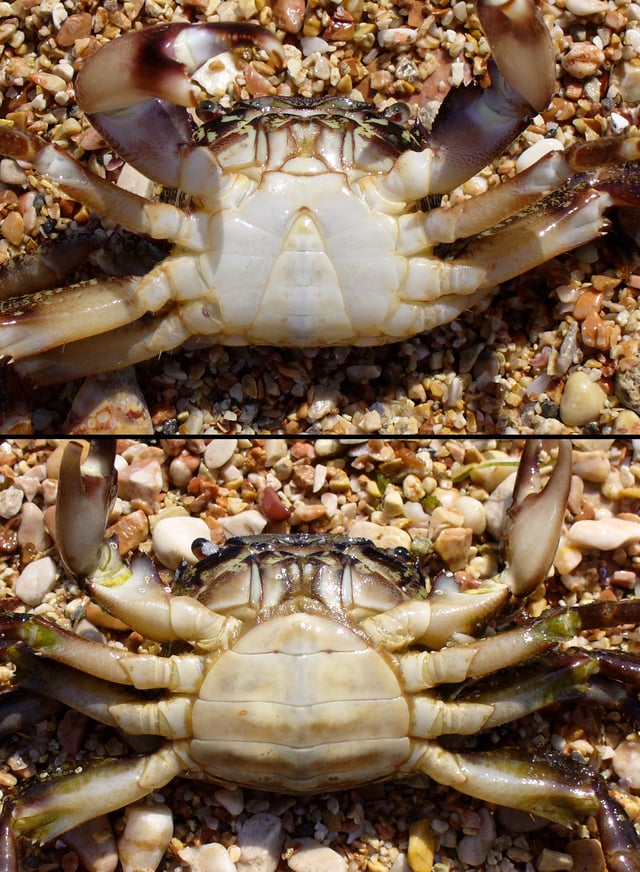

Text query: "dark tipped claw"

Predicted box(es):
[0, 810, 18, 872]
[57, 439, 117, 579]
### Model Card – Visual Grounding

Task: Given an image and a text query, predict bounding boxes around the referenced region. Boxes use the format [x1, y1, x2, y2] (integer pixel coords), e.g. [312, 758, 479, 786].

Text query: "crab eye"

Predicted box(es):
[381, 102, 410, 125]
[195, 100, 223, 122]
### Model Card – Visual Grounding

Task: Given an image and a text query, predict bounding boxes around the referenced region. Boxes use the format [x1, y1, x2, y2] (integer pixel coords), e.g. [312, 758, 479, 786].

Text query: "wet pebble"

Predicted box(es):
[287, 837, 348, 871]
[14, 555, 57, 605]
[108, 509, 149, 555]
[204, 439, 238, 470]
[566, 839, 605, 872]
[559, 371, 606, 426]
[17, 501, 47, 553]
[152, 516, 211, 569]
[536, 848, 573, 871]
[117, 800, 173, 872]
[118, 459, 164, 504]
[62, 816, 118, 872]
[236, 813, 284, 872]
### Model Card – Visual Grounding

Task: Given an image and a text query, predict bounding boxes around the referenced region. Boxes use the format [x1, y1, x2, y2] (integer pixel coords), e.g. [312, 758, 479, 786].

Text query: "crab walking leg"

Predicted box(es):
[3, 742, 189, 845]
[399, 598, 640, 691]
[74, 23, 285, 193]
[378, 0, 554, 199]
[408, 743, 640, 872]
[3, 645, 195, 738]
[402, 136, 640, 247]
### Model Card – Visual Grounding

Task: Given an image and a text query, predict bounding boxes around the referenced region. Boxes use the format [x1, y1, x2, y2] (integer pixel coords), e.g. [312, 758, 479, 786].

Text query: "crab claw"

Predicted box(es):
[56, 439, 117, 579]
[0, 811, 18, 872]
[500, 440, 572, 597]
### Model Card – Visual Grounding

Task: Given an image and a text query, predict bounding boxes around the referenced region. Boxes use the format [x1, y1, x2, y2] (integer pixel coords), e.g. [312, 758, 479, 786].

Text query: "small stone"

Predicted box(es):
[65, 369, 153, 435]
[516, 138, 564, 173]
[568, 518, 640, 550]
[218, 509, 268, 537]
[433, 526, 473, 570]
[457, 807, 495, 867]
[559, 371, 606, 427]
[203, 439, 238, 470]
[571, 450, 610, 483]
[1, 210, 24, 246]
[152, 516, 211, 569]
[14, 556, 57, 605]
[118, 460, 164, 504]
[236, 813, 283, 872]
[566, 839, 605, 872]
[612, 739, 640, 789]
[536, 848, 573, 871]
[0, 158, 27, 185]
[62, 816, 118, 872]
[263, 440, 290, 466]
[407, 818, 435, 872]
[55, 12, 92, 45]
[215, 787, 244, 815]
[287, 837, 348, 872]
[169, 452, 200, 487]
[17, 502, 48, 554]
[348, 520, 412, 550]
[108, 509, 149, 556]
[187, 843, 237, 872]
[117, 800, 173, 872]
[454, 495, 486, 535]
[260, 486, 292, 521]
[561, 42, 605, 78]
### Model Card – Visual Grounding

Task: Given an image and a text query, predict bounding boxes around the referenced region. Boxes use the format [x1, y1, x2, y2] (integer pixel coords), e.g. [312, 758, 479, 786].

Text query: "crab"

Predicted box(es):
[1, 0, 640, 391]
[1, 439, 640, 872]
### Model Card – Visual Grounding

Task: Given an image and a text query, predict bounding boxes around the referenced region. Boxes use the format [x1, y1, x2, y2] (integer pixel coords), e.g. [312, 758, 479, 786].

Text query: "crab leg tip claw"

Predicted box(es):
[502, 440, 572, 597]
[592, 777, 640, 872]
[57, 439, 117, 580]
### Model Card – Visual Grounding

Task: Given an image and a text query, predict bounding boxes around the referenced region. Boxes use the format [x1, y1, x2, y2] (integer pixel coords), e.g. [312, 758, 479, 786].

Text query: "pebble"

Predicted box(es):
[454, 496, 486, 535]
[566, 839, 605, 872]
[215, 786, 245, 815]
[0, 158, 28, 185]
[17, 501, 48, 554]
[55, 11, 92, 45]
[561, 42, 605, 78]
[0, 484, 23, 519]
[536, 848, 573, 871]
[186, 843, 237, 872]
[169, 452, 200, 488]
[515, 138, 564, 173]
[108, 509, 149, 555]
[204, 439, 238, 470]
[568, 518, 640, 550]
[456, 808, 495, 867]
[287, 838, 348, 872]
[118, 459, 164, 504]
[348, 520, 412, 550]
[407, 819, 435, 872]
[559, 371, 606, 427]
[61, 816, 118, 872]
[218, 509, 268, 537]
[571, 450, 610, 483]
[1, 210, 24, 245]
[434, 526, 473, 570]
[236, 813, 284, 872]
[612, 739, 640, 788]
[117, 800, 173, 872]
[152, 516, 212, 569]
[65, 369, 153, 435]
[263, 440, 290, 466]
[14, 556, 57, 605]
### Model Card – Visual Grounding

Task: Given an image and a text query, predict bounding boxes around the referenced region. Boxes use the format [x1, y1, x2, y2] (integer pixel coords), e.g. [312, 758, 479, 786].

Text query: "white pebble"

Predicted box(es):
[560, 371, 606, 427]
[287, 837, 348, 872]
[117, 800, 173, 872]
[119, 459, 164, 503]
[236, 813, 283, 872]
[204, 439, 238, 470]
[455, 495, 486, 535]
[15, 556, 57, 606]
[348, 520, 412, 550]
[152, 516, 212, 569]
[0, 485, 23, 519]
[187, 843, 237, 872]
[568, 518, 640, 550]
[219, 509, 268, 538]
[613, 739, 640, 789]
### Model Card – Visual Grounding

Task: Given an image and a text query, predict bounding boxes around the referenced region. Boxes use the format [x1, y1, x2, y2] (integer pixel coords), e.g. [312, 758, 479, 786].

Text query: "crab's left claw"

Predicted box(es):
[57, 439, 117, 578]
[500, 439, 572, 597]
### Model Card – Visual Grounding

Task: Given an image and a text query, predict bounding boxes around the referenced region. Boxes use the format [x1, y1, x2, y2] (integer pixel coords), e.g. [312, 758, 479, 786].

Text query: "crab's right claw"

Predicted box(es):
[57, 439, 117, 579]
[501, 440, 572, 597]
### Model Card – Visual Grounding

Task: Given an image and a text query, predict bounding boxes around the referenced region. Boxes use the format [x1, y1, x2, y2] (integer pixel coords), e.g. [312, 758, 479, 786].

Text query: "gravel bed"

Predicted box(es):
[0, 436, 639, 871]
[1, 0, 640, 433]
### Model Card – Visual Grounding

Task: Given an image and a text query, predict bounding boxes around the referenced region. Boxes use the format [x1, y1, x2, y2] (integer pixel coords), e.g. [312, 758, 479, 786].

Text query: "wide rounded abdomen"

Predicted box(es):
[190, 613, 410, 792]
